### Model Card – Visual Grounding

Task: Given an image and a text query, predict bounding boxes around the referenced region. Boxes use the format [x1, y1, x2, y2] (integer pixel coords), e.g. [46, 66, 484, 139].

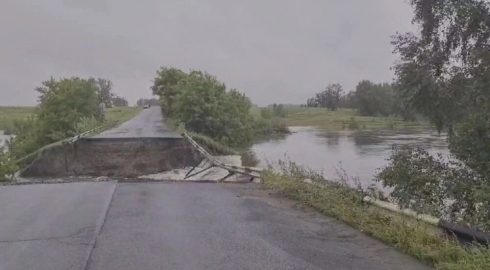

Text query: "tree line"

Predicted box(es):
[306, 81, 414, 120]
[136, 98, 159, 107]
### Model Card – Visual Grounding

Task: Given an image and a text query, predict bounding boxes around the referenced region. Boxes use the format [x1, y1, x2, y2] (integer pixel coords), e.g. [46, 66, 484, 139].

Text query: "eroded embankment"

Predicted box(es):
[20, 137, 202, 178]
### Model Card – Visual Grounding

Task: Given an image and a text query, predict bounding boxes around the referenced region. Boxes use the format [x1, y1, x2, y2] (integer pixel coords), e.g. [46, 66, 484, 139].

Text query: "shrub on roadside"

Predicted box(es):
[75, 117, 102, 134]
[9, 77, 105, 159]
[152, 67, 289, 147]
[377, 146, 490, 232]
[0, 150, 17, 182]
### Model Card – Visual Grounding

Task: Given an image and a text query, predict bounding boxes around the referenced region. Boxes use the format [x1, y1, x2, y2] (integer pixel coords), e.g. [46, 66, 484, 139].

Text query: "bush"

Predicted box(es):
[75, 117, 101, 134]
[173, 72, 254, 146]
[10, 77, 103, 159]
[449, 113, 490, 182]
[0, 150, 18, 181]
[152, 68, 289, 146]
[377, 146, 490, 231]
[253, 116, 289, 137]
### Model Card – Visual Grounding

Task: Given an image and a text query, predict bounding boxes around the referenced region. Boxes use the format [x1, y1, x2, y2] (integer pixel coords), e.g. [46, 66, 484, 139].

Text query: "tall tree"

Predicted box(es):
[384, 0, 490, 226]
[323, 84, 343, 111]
[392, 0, 490, 131]
[36, 77, 101, 142]
[308, 84, 343, 110]
[354, 81, 394, 116]
[151, 67, 188, 115]
[392, 0, 490, 178]
[96, 78, 113, 108]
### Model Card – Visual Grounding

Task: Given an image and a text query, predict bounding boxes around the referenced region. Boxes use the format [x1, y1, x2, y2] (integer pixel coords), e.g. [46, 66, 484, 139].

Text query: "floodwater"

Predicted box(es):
[251, 127, 449, 190]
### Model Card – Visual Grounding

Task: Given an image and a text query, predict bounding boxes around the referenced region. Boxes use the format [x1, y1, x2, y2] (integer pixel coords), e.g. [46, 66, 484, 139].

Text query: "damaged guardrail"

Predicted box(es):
[363, 196, 489, 245]
[299, 178, 489, 245]
[181, 131, 262, 182]
[14, 126, 104, 165]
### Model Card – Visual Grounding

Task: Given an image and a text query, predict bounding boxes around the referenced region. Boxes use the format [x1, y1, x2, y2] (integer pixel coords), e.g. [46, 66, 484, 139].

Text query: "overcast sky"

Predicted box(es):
[0, 0, 414, 106]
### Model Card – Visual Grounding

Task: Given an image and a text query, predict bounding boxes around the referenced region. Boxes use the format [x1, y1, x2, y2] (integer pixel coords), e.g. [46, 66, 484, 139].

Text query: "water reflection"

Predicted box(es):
[251, 126, 449, 190]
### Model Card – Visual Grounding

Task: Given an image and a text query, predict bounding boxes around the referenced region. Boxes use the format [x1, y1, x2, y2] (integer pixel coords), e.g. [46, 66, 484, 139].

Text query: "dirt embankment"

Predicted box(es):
[20, 137, 201, 178]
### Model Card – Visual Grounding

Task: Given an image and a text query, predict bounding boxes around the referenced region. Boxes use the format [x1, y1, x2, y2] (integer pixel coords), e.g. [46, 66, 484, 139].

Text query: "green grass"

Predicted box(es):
[0, 107, 35, 133]
[285, 107, 430, 131]
[104, 107, 142, 128]
[0, 106, 141, 134]
[262, 162, 490, 270]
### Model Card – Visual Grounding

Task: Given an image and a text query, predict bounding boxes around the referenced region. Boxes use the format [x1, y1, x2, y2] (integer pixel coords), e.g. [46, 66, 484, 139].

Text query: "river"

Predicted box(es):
[251, 127, 449, 190]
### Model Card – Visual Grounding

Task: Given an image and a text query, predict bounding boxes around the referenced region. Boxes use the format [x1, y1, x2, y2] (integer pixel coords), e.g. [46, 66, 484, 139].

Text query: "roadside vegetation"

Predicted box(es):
[263, 160, 490, 270]
[376, 0, 490, 233]
[0, 107, 35, 134]
[0, 77, 137, 181]
[151, 68, 288, 148]
[105, 107, 142, 128]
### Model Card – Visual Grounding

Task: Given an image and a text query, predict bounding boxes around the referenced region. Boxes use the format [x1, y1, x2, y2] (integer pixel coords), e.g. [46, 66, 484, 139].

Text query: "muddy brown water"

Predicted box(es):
[251, 126, 449, 191]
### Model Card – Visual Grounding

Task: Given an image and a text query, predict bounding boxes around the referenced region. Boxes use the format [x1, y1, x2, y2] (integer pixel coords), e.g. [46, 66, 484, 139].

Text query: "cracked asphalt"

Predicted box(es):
[0, 182, 431, 270]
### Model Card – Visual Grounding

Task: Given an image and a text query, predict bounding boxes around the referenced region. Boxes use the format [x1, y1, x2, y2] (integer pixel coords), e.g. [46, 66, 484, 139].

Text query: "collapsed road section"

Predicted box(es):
[20, 136, 201, 178]
[19, 107, 202, 178]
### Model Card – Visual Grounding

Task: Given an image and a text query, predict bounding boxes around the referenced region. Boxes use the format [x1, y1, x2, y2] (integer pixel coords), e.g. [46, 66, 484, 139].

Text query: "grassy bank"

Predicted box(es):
[262, 162, 489, 270]
[285, 107, 430, 131]
[0, 106, 141, 134]
[104, 107, 142, 128]
[0, 107, 35, 133]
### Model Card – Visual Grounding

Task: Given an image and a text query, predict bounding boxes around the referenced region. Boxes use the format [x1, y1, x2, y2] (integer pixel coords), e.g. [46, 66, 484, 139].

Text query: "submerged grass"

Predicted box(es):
[262, 161, 490, 270]
[104, 107, 142, 128]
[285, 107, 430, 131]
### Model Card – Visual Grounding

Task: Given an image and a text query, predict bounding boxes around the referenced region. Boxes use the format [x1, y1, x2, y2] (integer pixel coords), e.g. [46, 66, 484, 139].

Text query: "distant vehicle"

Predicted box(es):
[143, 104, 150, 109]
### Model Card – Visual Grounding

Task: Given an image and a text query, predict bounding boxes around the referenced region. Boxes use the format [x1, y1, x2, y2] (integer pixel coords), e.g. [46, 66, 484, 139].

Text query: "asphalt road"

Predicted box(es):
[0, 182, 431, 270]
[0, 182, 116, 270]
[94, 106, 180, 138]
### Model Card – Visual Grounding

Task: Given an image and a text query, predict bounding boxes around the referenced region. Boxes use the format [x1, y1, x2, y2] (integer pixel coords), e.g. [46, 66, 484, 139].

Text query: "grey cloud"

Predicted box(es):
[0, 0, 414, 106]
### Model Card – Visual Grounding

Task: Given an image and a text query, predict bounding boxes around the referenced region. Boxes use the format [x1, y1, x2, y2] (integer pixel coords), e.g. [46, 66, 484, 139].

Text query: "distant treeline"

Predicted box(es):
[306, 81, 414, 120]
[136, 98, 159, 107]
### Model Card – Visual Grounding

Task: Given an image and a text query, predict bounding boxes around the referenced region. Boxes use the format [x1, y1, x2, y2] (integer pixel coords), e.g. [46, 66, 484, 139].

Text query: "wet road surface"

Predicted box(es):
[0, 182, 431, 270]
[94, 106, 180, 138]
